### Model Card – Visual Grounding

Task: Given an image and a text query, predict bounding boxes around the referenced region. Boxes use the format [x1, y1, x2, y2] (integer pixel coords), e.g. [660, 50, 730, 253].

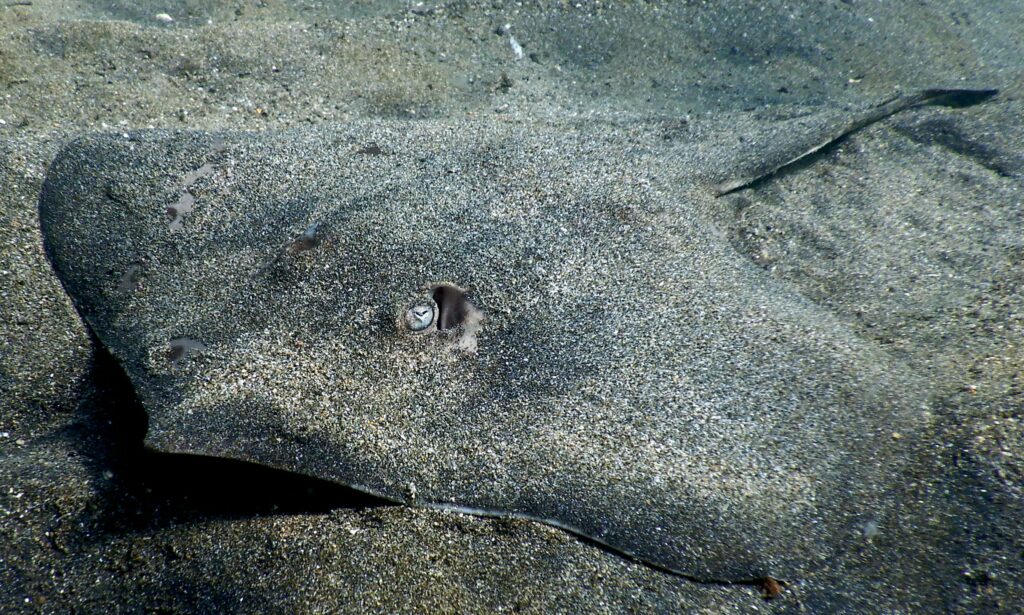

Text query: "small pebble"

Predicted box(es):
[155, 13, 174, 23]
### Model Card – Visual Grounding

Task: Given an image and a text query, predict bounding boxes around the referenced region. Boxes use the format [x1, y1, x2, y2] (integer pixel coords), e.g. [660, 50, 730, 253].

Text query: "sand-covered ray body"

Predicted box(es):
[39, 97, 983, 579]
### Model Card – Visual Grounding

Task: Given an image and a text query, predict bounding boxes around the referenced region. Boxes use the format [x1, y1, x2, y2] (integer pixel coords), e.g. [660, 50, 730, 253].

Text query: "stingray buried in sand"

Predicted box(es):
[39, 89, 996, 581]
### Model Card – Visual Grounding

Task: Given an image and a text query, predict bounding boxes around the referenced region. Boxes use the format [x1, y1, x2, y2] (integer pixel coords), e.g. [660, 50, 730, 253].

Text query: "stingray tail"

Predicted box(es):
[713, 88, 998, 196]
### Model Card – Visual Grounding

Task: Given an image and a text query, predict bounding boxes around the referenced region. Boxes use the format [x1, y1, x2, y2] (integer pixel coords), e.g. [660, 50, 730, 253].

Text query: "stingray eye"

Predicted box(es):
[404, 303, 436, 332]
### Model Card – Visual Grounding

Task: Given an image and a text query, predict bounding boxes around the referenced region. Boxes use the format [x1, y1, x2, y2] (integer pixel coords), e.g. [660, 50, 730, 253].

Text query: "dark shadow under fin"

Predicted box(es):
[79, 337, 391, 533]
[713, 88, 999, 196]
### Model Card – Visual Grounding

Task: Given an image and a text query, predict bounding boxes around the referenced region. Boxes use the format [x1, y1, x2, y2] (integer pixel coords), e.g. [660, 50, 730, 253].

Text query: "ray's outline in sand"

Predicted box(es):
[38, 87, 1002, 602]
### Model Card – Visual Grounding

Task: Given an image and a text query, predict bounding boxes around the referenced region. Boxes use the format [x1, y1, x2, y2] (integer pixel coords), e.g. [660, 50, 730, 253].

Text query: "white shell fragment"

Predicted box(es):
[509, 36, 524, 60]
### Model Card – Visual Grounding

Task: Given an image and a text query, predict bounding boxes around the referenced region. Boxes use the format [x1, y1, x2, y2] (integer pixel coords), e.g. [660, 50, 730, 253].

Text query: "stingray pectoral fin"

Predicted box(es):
[712, 88, 999, 197]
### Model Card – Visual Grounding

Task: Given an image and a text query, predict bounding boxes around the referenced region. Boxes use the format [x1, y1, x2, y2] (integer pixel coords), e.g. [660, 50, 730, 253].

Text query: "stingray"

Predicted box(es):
[39, 89, 995, 582]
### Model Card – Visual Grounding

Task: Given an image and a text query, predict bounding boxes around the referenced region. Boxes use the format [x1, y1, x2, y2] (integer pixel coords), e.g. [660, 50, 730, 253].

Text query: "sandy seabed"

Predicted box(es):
[2, 1, 1022, 612]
